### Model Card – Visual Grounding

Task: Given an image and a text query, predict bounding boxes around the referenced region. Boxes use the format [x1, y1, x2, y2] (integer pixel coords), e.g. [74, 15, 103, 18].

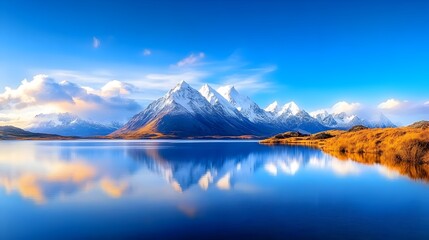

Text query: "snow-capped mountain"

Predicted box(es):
[26, 113, 119, 137]
[199, 84, 243, 119]
[265, 101, 280, 114]
[278, 101, 301, 116]
[111, 81, 396, 139]
[364, 112, 396, 128]
[217, 85, 272, 124]
[311, 110, 338, 126]
[266, 101, 302, 117]
[268, 101, 328, 134]
[111, 81, 263, 138]
[126, 141, 315, 192]
[311, 111, 395, 129]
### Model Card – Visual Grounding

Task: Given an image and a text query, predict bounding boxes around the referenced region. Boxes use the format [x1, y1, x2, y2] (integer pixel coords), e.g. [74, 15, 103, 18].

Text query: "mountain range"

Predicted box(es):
[2, 81, 395, 139]
[26, 113, 120, 137]
[110, 81, 395, 139]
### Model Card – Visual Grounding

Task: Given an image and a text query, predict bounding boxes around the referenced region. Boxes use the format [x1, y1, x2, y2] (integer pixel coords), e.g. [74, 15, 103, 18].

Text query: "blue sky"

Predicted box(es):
[0, 0, 428, 125]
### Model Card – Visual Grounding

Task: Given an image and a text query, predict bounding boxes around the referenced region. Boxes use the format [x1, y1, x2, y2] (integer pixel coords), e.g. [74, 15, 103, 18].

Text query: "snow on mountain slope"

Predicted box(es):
[311, 110, 338, 126]
[311, 110, 395, 129]
[111, 81, 396, 139]
[161, 80, 213, 115]
[217, 85, 271, 123]
[365, 112, 396, 128]
[111, 81, 263, 138]
[265, 101, 280, 114]
[199, 84, 240, 118]
[26, 113, 119, 137]
[278, 101, 301, 116]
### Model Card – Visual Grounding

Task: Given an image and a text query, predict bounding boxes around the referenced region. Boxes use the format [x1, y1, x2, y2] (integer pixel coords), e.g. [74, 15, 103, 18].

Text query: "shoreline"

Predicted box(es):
[260, 123, 429, 181]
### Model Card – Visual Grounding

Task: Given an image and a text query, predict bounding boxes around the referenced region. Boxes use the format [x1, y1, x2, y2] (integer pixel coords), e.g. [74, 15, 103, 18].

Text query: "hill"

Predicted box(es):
[261, 122, 429, 164]
[0, 126, 75, 140]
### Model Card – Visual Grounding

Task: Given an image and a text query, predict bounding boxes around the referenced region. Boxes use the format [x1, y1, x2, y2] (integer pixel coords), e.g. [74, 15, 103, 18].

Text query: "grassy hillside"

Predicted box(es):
[261, 121, 429, 164]
[0, 126, 76, 140]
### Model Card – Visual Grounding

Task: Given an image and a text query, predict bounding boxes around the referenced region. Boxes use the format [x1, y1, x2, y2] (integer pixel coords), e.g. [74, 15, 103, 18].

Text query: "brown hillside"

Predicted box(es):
[261, 123, 429, 164]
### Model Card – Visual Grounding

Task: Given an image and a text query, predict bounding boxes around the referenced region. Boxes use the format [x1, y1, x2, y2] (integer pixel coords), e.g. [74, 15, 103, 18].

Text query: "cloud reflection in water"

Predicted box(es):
[0, 141, 410, 204]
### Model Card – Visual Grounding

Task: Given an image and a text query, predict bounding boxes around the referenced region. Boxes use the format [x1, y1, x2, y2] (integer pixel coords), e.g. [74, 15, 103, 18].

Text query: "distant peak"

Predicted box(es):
[218, 84, 235, 92]
[280, 101, 301, 115]
[217, 85, 239, 97]
[199, 84, 218, 99]
[286, 101, 299, 108]
[171, 80, 192, 93]
[177, 80, 190, 88]
[200, 83, 214, 91]
[265, 101, 279, 113]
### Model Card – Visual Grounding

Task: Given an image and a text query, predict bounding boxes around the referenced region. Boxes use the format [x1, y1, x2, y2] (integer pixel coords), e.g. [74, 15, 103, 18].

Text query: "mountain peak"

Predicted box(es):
[265, 101, 279, 113]
[217, 85, 239, 99]
[216, 85, 271, 123]
[279, 101, 301, 115]
[162, 81, 212, 114]
[200, 83, 215, 93]
[199, 84, 242, 117]
[199, 84, 222, 105]
[172, 80, 191, 92]
[310, 109, 329, 118]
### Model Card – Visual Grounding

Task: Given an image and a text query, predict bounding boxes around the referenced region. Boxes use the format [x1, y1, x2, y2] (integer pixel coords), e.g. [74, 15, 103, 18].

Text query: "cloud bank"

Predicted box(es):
[0, 75, 141, 126]
[378, 98, 429, 115]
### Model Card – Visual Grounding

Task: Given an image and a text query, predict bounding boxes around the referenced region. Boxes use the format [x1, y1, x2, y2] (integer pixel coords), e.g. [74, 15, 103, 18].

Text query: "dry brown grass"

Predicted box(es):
[260, 129, 344, 148]
[260, 125, 429, 177]
[262, 127, 429, 163]
[326, 149, 429, 182]
[322, 127, 429, 163]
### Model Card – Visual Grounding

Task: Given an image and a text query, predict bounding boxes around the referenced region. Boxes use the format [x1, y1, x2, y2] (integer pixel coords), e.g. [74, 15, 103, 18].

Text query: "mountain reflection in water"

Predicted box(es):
[0, 140, 423, 204]
[1, 140, 429, 240]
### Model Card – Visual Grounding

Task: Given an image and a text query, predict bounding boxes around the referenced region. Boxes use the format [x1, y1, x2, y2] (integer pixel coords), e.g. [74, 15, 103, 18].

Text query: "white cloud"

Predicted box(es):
[177, 52, 205, 67]
[216, 65, 276, 93]
[93, 37, 100, 48]
[42, 68, 209, 102]
[377, 166, 400, 180]
[0, 75, 141, 126]
[32, 52, 277, 110]
[310, 99, 429, 125]
[378, 99, 403, 110]
[377, 98, 429, 116]
[43, 69, 114, 85]
[331, 101, 362, 115]
[331, 160, 360, 176]
[311, 101, 378, 121]
[0, 75, 74, 110]
[100, 80, 136, 97]
[142, 49, 151, 56]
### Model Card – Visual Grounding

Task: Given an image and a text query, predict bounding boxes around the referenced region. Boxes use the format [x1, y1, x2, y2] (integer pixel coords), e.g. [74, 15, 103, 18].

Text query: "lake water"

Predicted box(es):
[0, 140, 428, 239]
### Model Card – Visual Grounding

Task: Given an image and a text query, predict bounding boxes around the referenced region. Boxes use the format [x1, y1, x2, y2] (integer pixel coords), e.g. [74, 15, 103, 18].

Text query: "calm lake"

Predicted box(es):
[0, 140, 428, 239]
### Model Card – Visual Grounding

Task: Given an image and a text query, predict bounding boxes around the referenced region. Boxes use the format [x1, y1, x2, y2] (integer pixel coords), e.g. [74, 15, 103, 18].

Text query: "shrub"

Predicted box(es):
[396, 139, 429, 163]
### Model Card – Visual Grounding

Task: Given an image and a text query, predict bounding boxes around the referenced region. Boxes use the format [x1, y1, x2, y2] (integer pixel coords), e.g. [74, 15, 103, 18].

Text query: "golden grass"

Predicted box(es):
[260, 130, 344, 148]
[260, 124, 429, 181]
[323, 127, 429, 163]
